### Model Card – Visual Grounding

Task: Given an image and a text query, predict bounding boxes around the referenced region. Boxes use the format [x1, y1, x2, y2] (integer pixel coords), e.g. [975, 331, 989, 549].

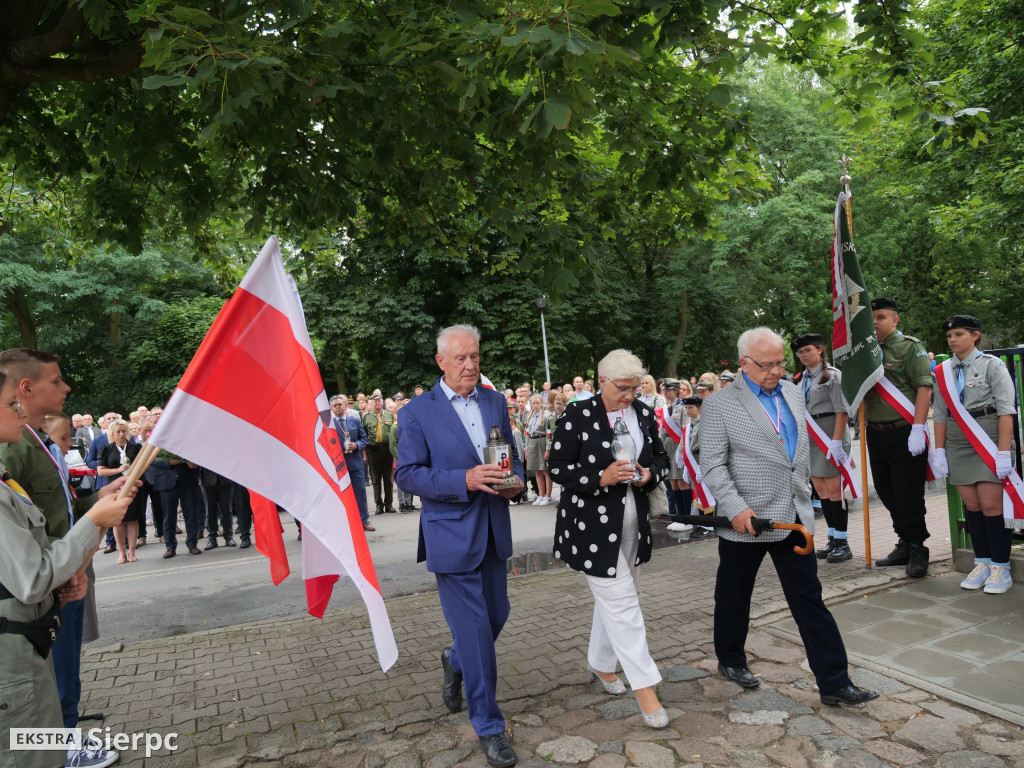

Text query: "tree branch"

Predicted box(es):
[2, 39, 143, 88]
[3, 5, 85, 65]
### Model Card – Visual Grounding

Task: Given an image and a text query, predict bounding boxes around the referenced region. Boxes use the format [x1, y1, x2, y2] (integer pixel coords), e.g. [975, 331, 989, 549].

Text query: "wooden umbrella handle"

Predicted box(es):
[770, 522, 814, 555]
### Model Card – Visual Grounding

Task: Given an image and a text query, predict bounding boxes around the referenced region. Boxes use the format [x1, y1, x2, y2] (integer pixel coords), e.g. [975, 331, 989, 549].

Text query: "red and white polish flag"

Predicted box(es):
[150, 236, 398, 671]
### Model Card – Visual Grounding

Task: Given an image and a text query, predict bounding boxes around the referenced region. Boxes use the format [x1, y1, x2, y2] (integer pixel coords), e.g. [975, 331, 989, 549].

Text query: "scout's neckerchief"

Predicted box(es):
[679, 423, 715, 509]
[935, 359, 1024, 529]
[804, 413, 862, 499]
[1, 460, 32, 505]
[659, 403, 683, 447]
[871, 377, 944, 480]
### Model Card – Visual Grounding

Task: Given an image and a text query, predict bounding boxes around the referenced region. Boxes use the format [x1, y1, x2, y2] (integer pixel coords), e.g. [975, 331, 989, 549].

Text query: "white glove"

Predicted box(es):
[996, 451, 1013, 480]
[693, 467, 704, 484]
[680, 465, 690, 484]
[675, 450, 686, 469]
[908, 424, 928, 456]
[932, 448, 949, 477]
[826, 439, 849, 466]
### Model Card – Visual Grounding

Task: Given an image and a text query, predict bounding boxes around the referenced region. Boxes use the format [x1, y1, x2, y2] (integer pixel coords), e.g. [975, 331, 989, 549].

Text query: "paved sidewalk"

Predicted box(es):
[77, 495, 1024, 768]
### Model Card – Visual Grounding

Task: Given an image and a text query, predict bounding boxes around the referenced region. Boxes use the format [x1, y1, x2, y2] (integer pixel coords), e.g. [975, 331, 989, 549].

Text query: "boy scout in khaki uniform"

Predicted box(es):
[863, 297, 934, 577]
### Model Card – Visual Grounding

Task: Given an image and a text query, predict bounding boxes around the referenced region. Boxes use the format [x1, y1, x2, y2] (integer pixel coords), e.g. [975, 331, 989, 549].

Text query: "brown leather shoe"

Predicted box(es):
[188, 546, 202, 555]
[162, 550, 176, 559]
[363, 521, 376, 532]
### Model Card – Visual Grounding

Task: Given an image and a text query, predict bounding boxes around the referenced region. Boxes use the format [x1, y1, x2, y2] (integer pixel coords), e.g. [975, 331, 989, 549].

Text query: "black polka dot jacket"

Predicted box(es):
[548, 397, 669, 578]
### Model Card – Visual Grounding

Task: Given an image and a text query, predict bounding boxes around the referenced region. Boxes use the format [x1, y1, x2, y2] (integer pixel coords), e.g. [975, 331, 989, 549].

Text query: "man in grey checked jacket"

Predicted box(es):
[699, 327, 877, 707]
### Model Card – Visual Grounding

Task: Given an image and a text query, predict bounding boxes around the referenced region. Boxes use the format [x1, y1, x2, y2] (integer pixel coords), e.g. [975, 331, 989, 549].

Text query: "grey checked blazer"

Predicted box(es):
[698, 373, 815, 543]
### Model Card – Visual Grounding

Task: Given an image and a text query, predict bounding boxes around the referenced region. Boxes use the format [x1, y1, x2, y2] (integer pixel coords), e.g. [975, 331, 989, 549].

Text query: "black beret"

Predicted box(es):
[790, 333, 824, 352]
[871, 296, 899, 312]
[681, 396, 702, 406]
[942, 314, 982, 333]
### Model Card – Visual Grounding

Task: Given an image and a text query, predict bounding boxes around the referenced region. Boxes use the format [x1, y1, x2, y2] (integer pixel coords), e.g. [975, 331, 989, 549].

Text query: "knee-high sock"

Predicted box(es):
[674, 488, 691, 516]
[964, 508, 989, 559]
[831, 499, 849, 535]
[821, 495, 835, 533]
[983, 512, 1012, 564]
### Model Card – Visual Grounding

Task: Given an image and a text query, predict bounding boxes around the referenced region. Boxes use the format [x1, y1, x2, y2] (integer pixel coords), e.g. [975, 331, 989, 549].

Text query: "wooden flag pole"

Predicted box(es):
[74, 442, 162, 578]
[839, 156, 873, 568]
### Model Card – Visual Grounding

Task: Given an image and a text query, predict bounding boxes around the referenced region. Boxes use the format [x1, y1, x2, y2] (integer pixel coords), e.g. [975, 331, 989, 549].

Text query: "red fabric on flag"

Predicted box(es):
[250, 489, 289, 585]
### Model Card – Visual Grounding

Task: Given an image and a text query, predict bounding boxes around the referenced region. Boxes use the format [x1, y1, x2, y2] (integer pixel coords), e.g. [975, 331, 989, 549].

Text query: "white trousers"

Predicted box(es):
[584, 488, 662, 690]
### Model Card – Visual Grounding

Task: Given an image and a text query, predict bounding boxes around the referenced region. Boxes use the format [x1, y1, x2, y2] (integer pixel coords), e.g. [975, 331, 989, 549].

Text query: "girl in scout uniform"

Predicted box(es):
[792, 333, 854, 563]
[525, 394, 552, 505]
[933, 315, 1018, 594]
[0, 372, 132, 768]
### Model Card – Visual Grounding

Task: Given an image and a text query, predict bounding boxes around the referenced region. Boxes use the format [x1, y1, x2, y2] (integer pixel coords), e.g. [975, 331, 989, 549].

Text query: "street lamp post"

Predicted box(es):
[534, 296, 551, 386]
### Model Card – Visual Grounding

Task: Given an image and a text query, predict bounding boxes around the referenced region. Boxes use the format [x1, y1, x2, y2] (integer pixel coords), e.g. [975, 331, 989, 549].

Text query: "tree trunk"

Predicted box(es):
[108, 310, 122, 368]
[332, 350, 347, 396]
[6, 288, 38, 348]
[666, 291, 689, 377]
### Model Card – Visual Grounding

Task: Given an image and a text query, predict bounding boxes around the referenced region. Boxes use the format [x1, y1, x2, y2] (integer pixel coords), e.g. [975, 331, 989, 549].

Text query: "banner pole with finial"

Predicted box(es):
[837, 154, 872, 567]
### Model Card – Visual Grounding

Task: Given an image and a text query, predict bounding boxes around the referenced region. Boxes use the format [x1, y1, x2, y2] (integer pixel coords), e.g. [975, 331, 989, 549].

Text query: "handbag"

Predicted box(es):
[647, 481, 669, 518]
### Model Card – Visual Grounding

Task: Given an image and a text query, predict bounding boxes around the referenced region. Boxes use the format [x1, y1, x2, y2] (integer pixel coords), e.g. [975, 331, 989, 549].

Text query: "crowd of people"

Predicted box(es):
[1, 298, 1019, 768]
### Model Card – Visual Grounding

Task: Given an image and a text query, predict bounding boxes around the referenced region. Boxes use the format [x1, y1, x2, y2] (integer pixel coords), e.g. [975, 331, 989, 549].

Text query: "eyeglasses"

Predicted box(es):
[744, 356, 787, 372]
[4, 401, 23, 416]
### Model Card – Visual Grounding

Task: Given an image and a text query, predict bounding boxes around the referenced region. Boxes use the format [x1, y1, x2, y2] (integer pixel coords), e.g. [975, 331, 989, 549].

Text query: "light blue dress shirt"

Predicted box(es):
[743, 371, 797, 462]
[438, 377, 487, 463]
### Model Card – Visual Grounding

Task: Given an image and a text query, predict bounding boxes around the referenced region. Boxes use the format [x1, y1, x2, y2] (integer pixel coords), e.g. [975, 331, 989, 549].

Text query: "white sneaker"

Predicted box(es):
[960, 562, 990, 590]
[666, 522, 693, 532]
[983, 564, 1013, 594]
[66, 745, 118, 768]
[542, 496, 552, 505]
[531, 497, 544, 505]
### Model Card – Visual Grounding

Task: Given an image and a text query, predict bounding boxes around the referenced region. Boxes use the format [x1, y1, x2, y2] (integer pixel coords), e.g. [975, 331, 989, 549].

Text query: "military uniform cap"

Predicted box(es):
[871, 297, 899, 312]
[790, 332, 824, 352]
[941, 314, 982, 333]
[681, 396, 702, 406]
[662, 378, 681, 390]
[718, 372, 735, 382]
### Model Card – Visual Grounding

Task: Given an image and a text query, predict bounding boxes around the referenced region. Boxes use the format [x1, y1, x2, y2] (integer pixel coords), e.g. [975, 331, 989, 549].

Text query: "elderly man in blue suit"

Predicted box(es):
[396, 324, 524, 768]
[330, 394, 373, 531]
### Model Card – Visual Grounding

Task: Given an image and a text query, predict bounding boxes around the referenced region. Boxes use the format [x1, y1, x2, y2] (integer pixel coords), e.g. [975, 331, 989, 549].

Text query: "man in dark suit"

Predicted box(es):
[200, 466, 236, 549]
[75, 413, 103, 446]
[330, 394, 373, 531]
[699, 327, 876, 707]
[395, 325, 524, 768]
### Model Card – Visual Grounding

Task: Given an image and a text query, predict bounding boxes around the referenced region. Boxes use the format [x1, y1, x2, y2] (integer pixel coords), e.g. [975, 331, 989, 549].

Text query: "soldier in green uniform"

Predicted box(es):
[863, 297, 934, 577]
[362, 393, 396, 515]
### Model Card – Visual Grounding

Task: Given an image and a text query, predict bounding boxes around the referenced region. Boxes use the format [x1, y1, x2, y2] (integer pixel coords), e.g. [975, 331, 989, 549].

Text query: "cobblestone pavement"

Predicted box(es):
[79, 521, 1024, 768]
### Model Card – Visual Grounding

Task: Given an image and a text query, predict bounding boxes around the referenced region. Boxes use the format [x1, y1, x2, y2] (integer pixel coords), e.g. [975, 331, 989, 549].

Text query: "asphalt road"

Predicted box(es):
[90, 494, 562, 645]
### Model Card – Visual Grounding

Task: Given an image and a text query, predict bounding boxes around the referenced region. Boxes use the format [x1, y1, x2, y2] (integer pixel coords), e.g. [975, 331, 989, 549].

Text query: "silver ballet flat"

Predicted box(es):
[588, 666, 627, 695]
[641, 706, 668, 729]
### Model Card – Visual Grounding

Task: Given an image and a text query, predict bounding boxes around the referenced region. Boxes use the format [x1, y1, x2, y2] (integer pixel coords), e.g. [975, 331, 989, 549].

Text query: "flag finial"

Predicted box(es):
[837, 155, 852, 192]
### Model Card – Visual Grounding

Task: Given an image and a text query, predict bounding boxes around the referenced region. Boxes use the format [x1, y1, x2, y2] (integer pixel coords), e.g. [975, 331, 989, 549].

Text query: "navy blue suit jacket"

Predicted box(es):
[395, 379, 523, 573]
[334, 412, 368, 472]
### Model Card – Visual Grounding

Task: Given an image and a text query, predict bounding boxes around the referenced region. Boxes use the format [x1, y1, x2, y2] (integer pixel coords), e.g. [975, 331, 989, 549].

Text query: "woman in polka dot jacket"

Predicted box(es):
[548, 349, 671, 728]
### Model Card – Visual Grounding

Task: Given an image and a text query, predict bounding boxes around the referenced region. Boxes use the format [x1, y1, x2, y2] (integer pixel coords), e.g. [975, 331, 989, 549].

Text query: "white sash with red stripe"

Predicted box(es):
[804, 414, 861, 499]
[872, 377, 944, 480]
[660, 404, 683, 446]
[680, 424, 715, 509]
[935, 360, 1024, 529]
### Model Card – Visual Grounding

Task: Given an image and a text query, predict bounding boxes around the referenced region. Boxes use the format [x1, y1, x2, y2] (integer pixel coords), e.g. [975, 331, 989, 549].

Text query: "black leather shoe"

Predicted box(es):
[204, 538, 218, 551]
[718, 663, 760, 688]
[441, 647, 463, 713]
[820, 684, 879, 706]
[875, 539, 909, 566]
[826, 541, 853, 563]
[816, 536, 836, 559]
[906, 543, 929, 578]
[239, 536, 252, 549]
[478, 733, 518, 768]
[374, 507, 385, 516]
[385, 506, 398, 514]
[224, 537, 237, 547]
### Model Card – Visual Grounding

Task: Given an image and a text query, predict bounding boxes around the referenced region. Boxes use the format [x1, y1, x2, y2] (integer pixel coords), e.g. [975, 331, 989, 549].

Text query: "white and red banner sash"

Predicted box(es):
[804, 414, 862, 499]
[935, 360, 1024, 529]
[150, 236, 398, 671]
[872, 377, 943, 481]
[660, 405, 683, 446]
[680, 424, 715, 509]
